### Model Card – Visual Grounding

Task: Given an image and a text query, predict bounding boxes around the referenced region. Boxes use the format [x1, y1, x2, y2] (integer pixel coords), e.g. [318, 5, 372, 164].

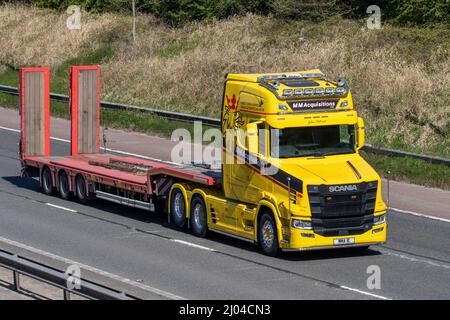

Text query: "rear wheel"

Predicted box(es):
[41, 167, 54, 195]
[190, 196, 207, 237]
[75, 175, 88, 203]
[58, 171, 72, 200]
[170, 188, 186, 228]
[259, 212, 280, 256]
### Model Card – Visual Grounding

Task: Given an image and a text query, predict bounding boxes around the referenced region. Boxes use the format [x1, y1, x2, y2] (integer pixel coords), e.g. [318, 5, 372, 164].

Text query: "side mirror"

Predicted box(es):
[357, 117, 365, 151]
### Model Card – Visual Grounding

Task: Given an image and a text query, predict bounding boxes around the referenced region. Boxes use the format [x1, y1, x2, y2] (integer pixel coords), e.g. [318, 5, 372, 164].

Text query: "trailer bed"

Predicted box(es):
[25, 154, 221, 187]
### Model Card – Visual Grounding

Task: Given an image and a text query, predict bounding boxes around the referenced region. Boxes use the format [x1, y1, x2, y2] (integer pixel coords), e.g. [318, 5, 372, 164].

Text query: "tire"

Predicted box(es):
[41, 167, 54, 195]
[170, 188, 186, 228]
[75, 175, 88, 204]
[259, 212, 280, 256]
[190, 196, 208, 237]
[58, 171, 72, 200]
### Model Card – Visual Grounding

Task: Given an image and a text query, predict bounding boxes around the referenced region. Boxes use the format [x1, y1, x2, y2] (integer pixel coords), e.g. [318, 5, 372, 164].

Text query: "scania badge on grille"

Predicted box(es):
[329, 184, 358, 193]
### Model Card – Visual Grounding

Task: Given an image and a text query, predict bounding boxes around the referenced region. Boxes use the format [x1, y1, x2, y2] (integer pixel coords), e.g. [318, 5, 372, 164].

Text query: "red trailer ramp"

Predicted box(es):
[70, 65, 100, 156]
[19, 67, 50, 160]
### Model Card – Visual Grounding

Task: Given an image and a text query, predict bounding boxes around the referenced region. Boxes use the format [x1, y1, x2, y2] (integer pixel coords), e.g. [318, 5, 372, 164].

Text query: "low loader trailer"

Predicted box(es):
[19, 66, 387, 256]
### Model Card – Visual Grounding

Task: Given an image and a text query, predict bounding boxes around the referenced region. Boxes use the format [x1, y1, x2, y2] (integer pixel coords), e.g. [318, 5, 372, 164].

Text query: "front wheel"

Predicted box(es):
[259, 212, 280, 256]
[190, 196, 208, 237]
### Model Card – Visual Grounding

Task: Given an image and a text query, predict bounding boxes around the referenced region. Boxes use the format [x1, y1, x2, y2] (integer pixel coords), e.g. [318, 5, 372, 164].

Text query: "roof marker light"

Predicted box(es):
[325, 87, 334, 94]
[283, 89, 293, 96]
[294, 89, 303, 95]
[304, 88, 313, 95]
[315, 88, 324, 95]
[336, 87, 346, 94]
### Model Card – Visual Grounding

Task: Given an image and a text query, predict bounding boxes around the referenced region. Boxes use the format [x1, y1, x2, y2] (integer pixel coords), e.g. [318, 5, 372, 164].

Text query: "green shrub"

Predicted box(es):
[395, 0, 450, 25]
[270, 0, 340, 21]
[3, 0, 449, 25]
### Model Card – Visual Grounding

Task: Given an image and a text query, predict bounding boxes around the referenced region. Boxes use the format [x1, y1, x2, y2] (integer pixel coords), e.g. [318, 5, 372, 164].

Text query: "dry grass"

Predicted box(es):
[0, 5, 449, 157]
[0, 4, 124, 67]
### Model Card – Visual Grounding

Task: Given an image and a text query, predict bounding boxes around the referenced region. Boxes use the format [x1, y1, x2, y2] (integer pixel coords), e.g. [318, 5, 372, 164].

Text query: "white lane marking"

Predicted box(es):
[0, 125, 180, 166]
[0, 235, 185, 300]
[45, 203, 77, 213]
[390, 207, 450, 223]
[0, 126, 20, 133]
[380, 249, 450, 270]
[170, 239, 216, 252]
[339, 285, 391, 300]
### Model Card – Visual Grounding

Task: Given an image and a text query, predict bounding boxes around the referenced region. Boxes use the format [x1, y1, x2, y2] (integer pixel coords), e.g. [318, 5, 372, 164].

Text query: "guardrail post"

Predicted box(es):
[13, 270, 20, 291]
[63, 289, 70, 300]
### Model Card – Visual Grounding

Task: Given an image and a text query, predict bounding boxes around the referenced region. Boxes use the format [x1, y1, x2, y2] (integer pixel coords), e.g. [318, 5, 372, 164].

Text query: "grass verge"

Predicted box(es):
[361, 151, 450, 190]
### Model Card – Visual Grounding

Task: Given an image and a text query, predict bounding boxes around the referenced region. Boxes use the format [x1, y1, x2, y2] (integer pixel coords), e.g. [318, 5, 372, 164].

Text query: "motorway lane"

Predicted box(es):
[0, 128, 449, 299]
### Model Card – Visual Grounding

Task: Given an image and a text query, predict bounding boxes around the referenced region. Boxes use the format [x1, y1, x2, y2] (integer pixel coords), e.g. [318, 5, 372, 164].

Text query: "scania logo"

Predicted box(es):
[329, 185, 358, 193]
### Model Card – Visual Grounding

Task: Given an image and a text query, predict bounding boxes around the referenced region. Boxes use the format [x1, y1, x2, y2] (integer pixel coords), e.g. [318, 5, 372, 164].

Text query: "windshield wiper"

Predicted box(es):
[320, 150, 355, 156]
[302, 151, 325, 157]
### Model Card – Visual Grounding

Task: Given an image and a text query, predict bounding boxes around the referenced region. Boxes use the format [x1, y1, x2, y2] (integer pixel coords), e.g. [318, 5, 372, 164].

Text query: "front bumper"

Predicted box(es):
[280, 221, 387, 251]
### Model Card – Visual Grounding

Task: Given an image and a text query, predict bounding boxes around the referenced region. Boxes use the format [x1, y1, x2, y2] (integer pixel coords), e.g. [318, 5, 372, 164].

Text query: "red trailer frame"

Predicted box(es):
[19, 67, 51, 160]
[20, 65, 219, 213]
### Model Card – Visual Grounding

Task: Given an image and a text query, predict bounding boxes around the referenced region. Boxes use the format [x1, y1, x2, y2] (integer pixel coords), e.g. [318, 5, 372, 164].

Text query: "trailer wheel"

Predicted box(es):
[75, 175, 88, 204]
[259, 212, 280, 256]
[58, 171, 72, 200]
[190, 196, 208, 237]
[41, 167, 54, 196]
[170, 188, 186, 228]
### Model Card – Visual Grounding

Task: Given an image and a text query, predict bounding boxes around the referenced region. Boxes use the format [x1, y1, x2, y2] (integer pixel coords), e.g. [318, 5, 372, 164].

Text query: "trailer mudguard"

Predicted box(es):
[70, 65, 101, 156]
[19, 67, 51, 160]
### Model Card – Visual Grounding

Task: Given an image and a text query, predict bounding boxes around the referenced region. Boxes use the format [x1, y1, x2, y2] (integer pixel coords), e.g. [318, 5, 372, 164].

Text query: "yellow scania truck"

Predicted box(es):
[169, 69, 387, 255]
[20, 66, 386, 256]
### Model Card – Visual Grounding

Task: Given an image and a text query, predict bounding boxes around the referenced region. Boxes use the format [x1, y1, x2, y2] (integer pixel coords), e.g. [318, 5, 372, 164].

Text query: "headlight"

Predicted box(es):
[373, 214, 386, 225]
[292, 219, 312, 230]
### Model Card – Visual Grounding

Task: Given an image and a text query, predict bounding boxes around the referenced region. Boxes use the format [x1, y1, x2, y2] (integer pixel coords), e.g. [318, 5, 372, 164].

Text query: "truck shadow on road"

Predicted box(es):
[3, 176, 383, 261]
[207, 231, 383, 261]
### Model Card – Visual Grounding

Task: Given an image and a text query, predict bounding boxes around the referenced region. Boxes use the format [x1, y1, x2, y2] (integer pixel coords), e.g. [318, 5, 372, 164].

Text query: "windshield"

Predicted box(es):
[270, 124, 356, 158]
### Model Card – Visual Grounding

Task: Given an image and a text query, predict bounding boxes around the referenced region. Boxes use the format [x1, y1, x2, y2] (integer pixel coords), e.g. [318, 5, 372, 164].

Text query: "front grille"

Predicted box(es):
[307, 182, 377, 237]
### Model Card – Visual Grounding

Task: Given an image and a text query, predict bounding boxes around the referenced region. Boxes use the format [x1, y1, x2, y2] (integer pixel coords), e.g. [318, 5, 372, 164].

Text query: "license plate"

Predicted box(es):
[333, 237, 355, 245]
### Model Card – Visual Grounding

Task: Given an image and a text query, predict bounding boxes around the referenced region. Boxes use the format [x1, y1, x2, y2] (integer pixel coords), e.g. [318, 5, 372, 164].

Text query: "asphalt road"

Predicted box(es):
[0, 128, 449, 299]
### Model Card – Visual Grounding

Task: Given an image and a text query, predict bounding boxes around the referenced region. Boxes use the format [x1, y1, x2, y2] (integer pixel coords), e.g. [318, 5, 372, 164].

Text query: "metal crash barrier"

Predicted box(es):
[0, 248, 138, 300]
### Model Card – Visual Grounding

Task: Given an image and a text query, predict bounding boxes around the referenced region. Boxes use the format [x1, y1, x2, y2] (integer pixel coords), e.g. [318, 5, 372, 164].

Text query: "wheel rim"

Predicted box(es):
[193, 203, 205, 230]
[262, 220, 274, 249]
[173, 192, 184, 220]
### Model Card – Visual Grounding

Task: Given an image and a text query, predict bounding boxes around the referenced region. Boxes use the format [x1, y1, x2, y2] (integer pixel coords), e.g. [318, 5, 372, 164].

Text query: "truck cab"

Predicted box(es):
[219, 70, 387, 254]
